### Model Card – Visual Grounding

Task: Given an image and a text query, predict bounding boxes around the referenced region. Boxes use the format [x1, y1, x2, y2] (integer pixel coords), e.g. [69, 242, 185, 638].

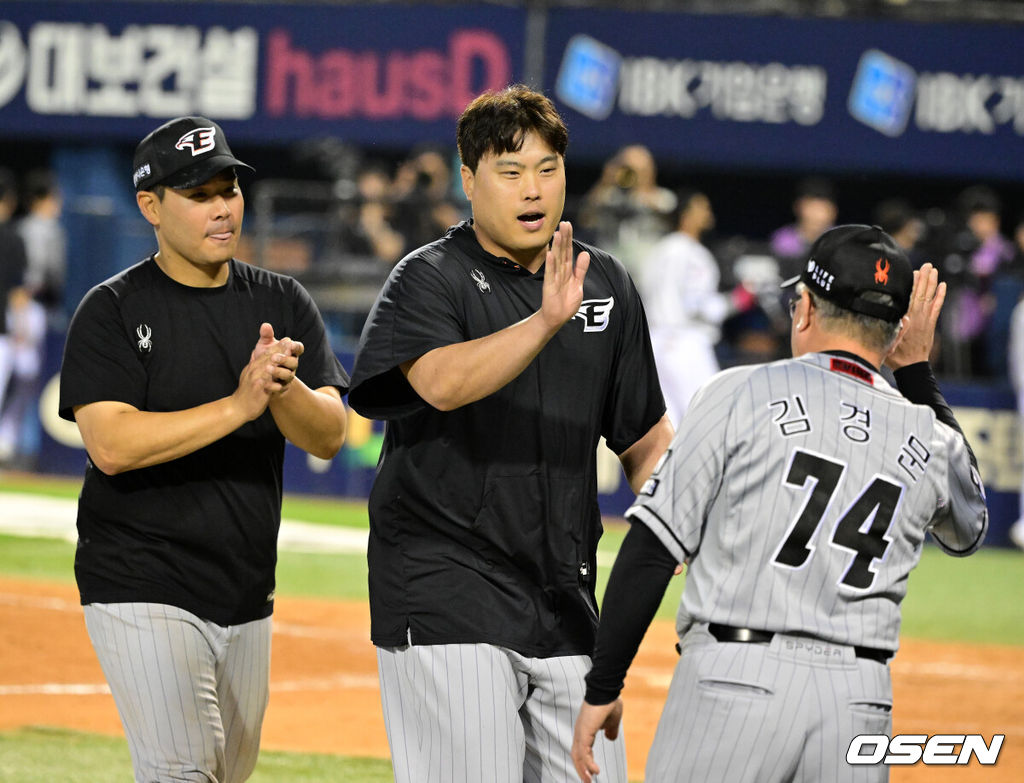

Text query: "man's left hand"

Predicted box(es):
[571, 699, 623, 783]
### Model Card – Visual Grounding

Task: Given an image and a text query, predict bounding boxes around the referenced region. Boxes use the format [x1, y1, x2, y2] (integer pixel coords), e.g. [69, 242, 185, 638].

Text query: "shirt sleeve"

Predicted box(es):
[287, 278, 350, 394]
[584, 520, 677, 704]
[58, 284, 148, 421]
[891, 361, 988, 556]
[625, 367, 750, 560]
[893, 362, 967, 448]
[928, 422, 989, 557]
[601, 260, 668, 454]
[680, 245, 727, 325]
[348, 255, 464, 419]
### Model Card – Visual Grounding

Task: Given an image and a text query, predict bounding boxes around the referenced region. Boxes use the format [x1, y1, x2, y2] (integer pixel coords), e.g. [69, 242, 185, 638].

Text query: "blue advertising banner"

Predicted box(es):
[0, 1, 523, 145]
[546, 10, 1024, 180]
[2, 3, 1023, 180]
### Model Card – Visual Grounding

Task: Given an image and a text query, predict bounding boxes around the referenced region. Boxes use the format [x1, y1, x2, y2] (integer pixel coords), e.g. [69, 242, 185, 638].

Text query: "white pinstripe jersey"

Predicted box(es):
[627, 352, 988, 652]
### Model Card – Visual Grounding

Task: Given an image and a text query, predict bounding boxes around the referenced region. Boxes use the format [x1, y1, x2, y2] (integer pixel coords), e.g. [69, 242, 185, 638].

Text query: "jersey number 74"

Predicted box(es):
[772, 449, 904, 590]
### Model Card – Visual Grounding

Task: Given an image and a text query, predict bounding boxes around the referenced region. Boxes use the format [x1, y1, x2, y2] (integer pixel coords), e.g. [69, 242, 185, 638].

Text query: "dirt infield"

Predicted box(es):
[1, 576, 1019, 781]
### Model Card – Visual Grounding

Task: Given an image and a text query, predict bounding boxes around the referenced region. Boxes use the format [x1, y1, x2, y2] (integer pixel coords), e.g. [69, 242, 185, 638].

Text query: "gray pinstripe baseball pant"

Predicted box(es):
[646, 623, 891, 783]
[84, 602, 272, 783]
[378, 642, 627, 783]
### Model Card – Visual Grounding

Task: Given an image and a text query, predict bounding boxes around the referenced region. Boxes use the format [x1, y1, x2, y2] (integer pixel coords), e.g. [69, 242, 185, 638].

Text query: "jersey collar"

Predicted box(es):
[147, 254, 236, 293]
[823, 349, 879, 374]
[814, 350, 896, 390]
[450, 221, 543, 278]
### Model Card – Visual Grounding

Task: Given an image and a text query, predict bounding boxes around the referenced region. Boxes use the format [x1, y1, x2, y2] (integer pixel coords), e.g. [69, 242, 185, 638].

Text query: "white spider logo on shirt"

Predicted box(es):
[136, 324, 153, 352]
[471, 268, 491, 294]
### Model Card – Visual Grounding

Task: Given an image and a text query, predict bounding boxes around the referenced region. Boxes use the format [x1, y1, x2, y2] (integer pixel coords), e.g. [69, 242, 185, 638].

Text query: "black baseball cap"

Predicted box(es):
[132, 116, 253, 192]
[781, 224, 913, 323]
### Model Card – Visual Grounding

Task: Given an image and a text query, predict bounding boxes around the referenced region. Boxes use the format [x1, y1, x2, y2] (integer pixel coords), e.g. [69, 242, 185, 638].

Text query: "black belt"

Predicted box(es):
[708, 623, 891, 664]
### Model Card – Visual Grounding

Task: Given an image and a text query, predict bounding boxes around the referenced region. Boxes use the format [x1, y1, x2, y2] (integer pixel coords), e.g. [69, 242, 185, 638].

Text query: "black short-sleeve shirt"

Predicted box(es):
[59, 257, 349, 626]
[348, 221, 665, 656]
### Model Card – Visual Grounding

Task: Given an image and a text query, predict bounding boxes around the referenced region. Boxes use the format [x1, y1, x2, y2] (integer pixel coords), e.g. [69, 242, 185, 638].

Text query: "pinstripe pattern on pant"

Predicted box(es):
[84, 602, 271, 783]
[378, 643, 627, 783]
[645, 624, 890, 783]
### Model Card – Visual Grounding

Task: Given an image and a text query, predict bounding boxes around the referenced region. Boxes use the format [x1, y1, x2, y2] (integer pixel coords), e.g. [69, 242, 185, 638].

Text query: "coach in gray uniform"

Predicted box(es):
[572, 224, 988, 783]
[59, 117, 349, 782]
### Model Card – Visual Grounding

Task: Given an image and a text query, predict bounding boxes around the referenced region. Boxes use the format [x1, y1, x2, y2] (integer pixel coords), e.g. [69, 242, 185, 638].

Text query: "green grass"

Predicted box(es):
[3, 531, 1022, 644]
[1, 471, 1022, 642]
[0, 535, 77, 584]
[1, 478, 1020, 783]
[0, 534, 372, 599]
[277, 549, 369, 599]
[281, 494, 369, 529]
[0, 472, 82, 500]
[0, 471, 371, 529]
[901, 546, 1024, 643]
[0, 727, 393, 783]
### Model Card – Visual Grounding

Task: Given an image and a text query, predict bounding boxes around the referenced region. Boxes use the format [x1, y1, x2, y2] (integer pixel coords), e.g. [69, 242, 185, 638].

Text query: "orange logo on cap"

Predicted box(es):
[874, 258, 890, 285]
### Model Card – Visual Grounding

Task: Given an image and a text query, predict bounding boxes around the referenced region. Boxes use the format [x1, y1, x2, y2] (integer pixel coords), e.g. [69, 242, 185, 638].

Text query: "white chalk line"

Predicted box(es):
[0, 672, 381, 698]
[0, 492, 368, 554]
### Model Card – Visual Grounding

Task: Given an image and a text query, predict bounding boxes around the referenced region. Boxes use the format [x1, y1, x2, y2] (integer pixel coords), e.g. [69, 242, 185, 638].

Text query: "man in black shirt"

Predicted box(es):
[59, 116, 349, 783]
[349, 85, 673, 782]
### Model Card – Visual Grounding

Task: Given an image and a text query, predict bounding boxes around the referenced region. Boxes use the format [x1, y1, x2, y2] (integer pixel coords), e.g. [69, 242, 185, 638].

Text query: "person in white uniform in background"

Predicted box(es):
[641, 189, 751, 425]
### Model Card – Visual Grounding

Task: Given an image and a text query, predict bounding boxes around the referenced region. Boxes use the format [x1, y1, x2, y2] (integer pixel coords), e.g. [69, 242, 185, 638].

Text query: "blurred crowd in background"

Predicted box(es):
[246, 139, 1024, 384]
[4, 139, 1024, 471]
[0, 166, 64, 471]
[571, 147, 1024, 383]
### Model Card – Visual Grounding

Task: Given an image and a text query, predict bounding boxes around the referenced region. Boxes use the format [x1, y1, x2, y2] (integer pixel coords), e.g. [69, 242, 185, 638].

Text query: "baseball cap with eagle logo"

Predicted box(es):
[781, 224, 912, 323]
[132, 116, 254, 192]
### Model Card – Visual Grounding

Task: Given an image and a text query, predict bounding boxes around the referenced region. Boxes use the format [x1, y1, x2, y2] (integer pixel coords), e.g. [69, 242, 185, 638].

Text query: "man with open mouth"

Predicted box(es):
[348, 84, 674, 783]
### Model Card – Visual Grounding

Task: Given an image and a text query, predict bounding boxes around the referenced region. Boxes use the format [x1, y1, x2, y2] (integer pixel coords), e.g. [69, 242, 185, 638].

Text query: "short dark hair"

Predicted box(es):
[796, 176, 836, 202]
[457, 84, 568, 173]
[673, 187, 705, 222]
[873, 198, 917, 236]
[23, 168, 58, 205]
[0, 167, 15, 203]
[958, 184, 1001, 218]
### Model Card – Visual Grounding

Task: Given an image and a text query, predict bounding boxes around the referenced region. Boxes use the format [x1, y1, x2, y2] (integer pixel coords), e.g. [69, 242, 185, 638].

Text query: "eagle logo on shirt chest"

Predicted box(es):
[573, 297, 615, 332]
